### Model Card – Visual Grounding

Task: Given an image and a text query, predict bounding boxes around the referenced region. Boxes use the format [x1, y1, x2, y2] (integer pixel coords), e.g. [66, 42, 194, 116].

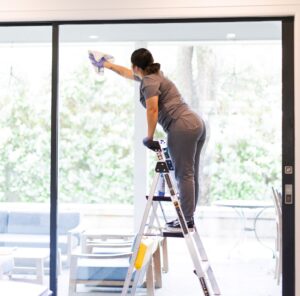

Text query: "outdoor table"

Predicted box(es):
[12, 248, 50, 284]
[214, 199, 274, 254]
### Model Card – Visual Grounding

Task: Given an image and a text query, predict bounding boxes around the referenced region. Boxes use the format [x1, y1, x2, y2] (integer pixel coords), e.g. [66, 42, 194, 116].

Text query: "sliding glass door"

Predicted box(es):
[56, 21, 283, 296]
[57, 27, 136, 295]
[0, 19, 294, 296]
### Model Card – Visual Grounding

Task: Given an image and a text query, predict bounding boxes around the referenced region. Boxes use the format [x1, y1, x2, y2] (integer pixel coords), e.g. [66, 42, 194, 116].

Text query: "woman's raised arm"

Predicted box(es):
[104, 61, 139, 81]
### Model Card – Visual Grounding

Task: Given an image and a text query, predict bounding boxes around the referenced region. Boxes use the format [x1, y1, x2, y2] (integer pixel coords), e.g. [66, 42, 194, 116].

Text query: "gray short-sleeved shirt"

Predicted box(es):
[139, 71, 195, 132]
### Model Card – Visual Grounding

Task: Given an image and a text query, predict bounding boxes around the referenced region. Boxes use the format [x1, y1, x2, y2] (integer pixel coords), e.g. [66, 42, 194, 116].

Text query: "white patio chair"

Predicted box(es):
[271, 187, 282, 285]
[69, 235, 162, 296]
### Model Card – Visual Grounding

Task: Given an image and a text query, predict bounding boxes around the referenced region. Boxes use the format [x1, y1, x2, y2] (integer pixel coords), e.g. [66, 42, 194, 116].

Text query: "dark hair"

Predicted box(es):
[131, 48, 161, 75]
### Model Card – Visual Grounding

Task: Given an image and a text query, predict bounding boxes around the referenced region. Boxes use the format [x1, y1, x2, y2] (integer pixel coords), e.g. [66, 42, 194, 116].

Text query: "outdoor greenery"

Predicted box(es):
[0, 43, 281, 204]
[151, 43, 281, 204]
[204, 44, 282, 202]
[0, 71, 51, 202]
[59, 65, 134, 203]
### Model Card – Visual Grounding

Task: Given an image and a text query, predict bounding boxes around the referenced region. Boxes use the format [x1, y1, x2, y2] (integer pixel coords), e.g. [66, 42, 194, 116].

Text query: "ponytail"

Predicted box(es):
[144, 62, 161, 75]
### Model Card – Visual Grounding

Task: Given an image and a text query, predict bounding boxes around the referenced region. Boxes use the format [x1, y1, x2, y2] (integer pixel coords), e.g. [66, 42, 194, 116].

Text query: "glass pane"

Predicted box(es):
[58, 25, 135, 295]
[57, 22, 282, 296]
[147, 27, 282, 295]
[58, 41, 134, 205]
[0, 26, 51, 292]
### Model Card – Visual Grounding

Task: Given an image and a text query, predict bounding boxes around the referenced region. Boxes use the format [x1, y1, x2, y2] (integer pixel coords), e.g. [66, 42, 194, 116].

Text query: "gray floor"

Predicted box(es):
[55, 235, 281, 296]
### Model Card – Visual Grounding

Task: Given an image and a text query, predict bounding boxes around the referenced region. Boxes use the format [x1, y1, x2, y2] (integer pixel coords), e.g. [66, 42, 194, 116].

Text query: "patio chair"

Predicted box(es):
[81, 231, 168, 275]
[271, 187, 282, 285]
[81, 233, 135, 255]
[0, 249, 14, 279]
[69, 235, 162, 296]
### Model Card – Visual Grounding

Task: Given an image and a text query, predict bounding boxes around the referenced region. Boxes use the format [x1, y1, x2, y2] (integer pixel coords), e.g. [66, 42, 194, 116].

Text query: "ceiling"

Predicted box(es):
[0, 21, 281, 43]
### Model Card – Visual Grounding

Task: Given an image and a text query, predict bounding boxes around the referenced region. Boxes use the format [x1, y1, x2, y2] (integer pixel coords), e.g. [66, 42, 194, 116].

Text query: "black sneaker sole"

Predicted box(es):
[166, 219, 178, 227]
[167, 222, 194, 229]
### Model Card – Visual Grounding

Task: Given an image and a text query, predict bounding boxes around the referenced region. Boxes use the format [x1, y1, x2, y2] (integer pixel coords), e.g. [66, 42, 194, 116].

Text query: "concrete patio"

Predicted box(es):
[57, 234, 281, 296]
[0, 203, 281, 295]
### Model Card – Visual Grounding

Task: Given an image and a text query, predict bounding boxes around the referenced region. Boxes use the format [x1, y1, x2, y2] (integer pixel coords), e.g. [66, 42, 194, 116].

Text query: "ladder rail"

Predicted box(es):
[193, 227, 221, 295]
[163, 171, 211, 296]
[121, 173, 160, 296]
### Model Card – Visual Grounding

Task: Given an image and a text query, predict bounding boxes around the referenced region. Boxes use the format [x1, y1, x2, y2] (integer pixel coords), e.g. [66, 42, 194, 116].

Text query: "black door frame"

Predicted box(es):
[282, 17, 295, 296]
[0, 17, 294, 296]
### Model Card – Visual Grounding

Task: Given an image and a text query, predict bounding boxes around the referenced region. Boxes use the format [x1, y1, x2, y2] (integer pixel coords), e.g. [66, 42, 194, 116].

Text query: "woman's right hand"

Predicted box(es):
[143, 137, 161, 151]
[89, 53, 135, 80]
[89, 53, 106, 69]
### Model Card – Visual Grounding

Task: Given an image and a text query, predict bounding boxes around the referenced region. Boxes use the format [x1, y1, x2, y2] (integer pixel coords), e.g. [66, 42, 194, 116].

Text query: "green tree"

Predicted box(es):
[168, 44, 281, 204]
[59, 65, 134, 204]
[0, 74, 50, 202]
[209, 44, 281, 202]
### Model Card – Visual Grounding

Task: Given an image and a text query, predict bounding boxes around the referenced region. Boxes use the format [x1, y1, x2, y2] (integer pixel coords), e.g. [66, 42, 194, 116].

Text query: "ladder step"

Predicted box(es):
[146, 195, 172, 202]
[162, 228, 195, 238]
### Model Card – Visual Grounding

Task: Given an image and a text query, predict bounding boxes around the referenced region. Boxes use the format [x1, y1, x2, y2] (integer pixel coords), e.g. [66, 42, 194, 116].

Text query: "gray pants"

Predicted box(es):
[167, 112, 206, 220]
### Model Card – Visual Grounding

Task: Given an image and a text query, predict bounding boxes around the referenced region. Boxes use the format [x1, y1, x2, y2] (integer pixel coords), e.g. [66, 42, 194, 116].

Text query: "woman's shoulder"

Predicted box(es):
[143, 71, 164, 83]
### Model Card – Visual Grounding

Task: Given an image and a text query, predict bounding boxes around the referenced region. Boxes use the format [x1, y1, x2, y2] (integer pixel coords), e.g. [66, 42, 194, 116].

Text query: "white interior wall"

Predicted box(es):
[1, 0, 300, 294]
[0, 0, 299, 21]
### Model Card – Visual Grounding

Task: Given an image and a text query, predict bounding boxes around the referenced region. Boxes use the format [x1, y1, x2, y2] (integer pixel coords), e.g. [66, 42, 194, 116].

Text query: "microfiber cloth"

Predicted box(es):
[88, 50, 115, 75]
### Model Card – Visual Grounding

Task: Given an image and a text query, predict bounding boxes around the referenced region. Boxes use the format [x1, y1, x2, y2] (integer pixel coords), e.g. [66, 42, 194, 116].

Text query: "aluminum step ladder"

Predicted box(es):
[121, 140, 221, 296]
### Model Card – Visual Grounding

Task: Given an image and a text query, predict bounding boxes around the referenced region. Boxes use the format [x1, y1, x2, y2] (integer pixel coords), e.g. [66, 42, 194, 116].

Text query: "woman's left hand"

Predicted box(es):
[143, 136, 154, 149]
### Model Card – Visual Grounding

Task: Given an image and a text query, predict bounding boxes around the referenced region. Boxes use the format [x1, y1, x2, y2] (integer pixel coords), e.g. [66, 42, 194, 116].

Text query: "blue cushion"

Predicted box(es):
[0, 234, 68, 254]
[77, 266, 134, 281]
[7, 212, 49, 234]
[76, 258, 135, 281]
[6, 211, 80, 235]
[0, 211, 8, 233]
